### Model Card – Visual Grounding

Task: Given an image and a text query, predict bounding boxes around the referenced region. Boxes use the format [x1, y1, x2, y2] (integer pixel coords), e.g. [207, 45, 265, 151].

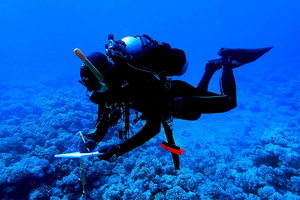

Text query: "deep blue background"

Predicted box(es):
[1, 1, 300, 199]
[1, 0, 299, 86]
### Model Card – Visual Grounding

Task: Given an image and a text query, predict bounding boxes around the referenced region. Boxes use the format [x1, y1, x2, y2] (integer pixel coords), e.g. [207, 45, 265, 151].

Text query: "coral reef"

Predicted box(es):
[1, 73, 299, 199]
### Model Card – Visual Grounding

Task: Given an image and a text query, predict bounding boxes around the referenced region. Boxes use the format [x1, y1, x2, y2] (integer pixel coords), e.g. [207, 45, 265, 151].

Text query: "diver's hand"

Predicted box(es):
[97, 145, 122, 162]
[79, 139, 96, 153]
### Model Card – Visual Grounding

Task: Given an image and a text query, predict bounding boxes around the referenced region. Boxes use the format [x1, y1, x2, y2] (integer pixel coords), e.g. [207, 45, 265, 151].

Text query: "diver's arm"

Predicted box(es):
[85, 104, 111, 144]
[119, 119, 161, 154]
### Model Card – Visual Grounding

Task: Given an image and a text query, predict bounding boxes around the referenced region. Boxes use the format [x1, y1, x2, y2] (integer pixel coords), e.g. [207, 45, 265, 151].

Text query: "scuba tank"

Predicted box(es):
[104, 34, 188, 77]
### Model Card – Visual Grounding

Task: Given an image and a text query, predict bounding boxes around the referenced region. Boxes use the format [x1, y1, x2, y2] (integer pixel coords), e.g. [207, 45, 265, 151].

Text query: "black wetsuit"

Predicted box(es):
[87, 43, 237, 155]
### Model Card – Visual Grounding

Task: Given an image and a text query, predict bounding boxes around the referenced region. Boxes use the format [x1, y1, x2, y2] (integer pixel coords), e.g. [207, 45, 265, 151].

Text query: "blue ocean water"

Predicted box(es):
[0, 0, 299, 199]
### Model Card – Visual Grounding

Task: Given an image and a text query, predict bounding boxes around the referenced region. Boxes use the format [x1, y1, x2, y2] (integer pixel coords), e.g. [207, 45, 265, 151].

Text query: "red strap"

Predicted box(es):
[161, 141, 184, 156]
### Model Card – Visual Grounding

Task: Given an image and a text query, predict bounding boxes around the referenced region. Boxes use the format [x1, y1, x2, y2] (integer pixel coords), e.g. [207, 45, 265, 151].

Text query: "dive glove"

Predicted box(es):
[98, 144, 122, 162]
[79, 139, 96, 153]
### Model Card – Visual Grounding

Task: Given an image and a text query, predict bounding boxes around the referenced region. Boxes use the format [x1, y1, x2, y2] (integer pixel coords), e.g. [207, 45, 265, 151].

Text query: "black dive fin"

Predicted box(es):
[218, 46, 274, 65]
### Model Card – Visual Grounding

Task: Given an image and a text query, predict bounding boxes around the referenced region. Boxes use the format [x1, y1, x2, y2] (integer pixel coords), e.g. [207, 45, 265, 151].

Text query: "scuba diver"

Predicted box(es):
[78, 34, 273, 169]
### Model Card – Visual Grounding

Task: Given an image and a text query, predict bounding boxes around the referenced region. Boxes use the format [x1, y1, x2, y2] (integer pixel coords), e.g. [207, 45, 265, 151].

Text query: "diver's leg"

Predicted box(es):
[196, 59, 222, 91]
[196, 70, 215, 91]
[173, 64, 237, 116]
[181, 46, 274, 116]
[194, 56, 238, 112]
[170, 80, 234, 119]
[216, 46, 274, 108]
[196, 57, 245, 91]
[219, 58, 237, 109]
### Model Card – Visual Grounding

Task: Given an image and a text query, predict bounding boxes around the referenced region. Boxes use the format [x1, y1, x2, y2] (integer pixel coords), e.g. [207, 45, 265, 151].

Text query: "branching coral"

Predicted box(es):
[29, 185, 52, 200]
[165, 186, 196, 200]
[257, 186, 276, 200]
[234, 168, 265, 194]
[2, 76, 300, 200]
